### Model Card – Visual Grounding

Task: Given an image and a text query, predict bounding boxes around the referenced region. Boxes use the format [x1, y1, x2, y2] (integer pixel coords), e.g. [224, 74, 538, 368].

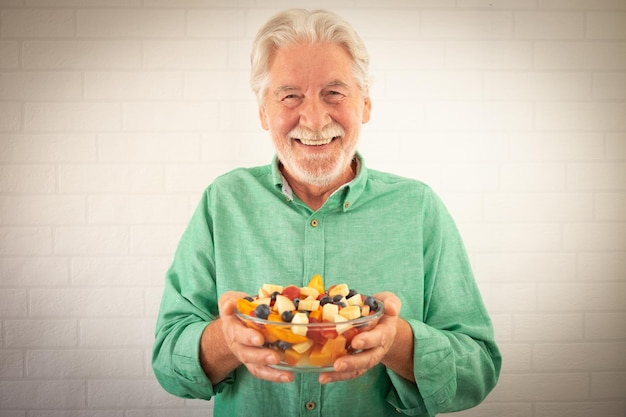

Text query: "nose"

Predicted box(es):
[298, 96, 332, 132]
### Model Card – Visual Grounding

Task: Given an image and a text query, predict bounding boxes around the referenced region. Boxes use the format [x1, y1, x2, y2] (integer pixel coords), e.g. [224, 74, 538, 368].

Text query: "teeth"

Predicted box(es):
[299, 137, 335, 146]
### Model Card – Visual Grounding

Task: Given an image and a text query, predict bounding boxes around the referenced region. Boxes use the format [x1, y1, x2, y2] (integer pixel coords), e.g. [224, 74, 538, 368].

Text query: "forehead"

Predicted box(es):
[268, 42, 356, 87]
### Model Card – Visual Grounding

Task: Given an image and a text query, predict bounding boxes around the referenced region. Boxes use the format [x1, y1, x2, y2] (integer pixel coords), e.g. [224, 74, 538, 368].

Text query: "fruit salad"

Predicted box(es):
[234, 274, 383, 370]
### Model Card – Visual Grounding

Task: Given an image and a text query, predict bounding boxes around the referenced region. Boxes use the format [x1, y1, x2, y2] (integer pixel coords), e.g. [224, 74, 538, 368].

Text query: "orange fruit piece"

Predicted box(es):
[283, 349, 302, 366]
[321, 335, 347, 358]
[309, 345, 333, 367]
[265, 324, 310, 344]
[236, 298, 257, 316]
[308, 309, 322, 321]
[307, 274, 325, 295]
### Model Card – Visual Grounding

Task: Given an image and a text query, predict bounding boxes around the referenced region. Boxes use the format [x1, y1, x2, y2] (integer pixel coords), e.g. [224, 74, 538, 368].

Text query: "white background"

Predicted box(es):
[0, 0, 625, 416]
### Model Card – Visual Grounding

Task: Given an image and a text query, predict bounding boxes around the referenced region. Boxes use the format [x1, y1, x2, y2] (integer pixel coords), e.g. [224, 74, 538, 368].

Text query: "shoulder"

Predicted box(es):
[209, 164, 273, 190]
[366, 168, 434, 195]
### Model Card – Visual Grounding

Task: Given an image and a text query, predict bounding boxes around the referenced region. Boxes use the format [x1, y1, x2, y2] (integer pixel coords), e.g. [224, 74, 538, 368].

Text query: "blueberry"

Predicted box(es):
[293, 298, 301, 309]
[319, 295, 333, 306]
[364, 296, 378, 311]
[244, 296, 254, 302]
[254, 304, 271, 320]
[271, 291, 280, 302]
[334, 301, 347, 308]
[347, 289, 358, 299]
[281, 310, 294, 322]
[332, 294, 344, 303]
[275, 340, 291, 351]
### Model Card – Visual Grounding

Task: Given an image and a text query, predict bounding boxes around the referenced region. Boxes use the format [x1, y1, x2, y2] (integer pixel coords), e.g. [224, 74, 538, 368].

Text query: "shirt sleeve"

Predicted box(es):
[151, 189, 234, 400]
[386, 187, 502, 416]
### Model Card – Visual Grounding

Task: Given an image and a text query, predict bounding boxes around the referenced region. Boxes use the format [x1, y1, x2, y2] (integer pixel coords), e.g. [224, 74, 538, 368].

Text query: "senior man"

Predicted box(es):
[153, 8, 501, 417]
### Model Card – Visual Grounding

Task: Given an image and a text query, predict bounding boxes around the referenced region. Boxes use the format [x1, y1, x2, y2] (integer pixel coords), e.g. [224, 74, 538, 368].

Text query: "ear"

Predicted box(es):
[361, 96, 372, 124]
[259, 107, 269, 130]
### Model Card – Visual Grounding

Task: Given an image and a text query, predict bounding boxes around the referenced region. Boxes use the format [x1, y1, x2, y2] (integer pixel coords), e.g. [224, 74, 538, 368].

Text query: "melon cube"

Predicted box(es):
[321, 334, 348, 359]
[309, 345, 333, 367]
[284, 349, 301, 366]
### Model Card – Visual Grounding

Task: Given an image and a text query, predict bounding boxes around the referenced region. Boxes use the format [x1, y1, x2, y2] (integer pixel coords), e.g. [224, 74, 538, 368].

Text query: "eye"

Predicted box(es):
[280, 93, 302, 108]
[324, 90, 345, 103]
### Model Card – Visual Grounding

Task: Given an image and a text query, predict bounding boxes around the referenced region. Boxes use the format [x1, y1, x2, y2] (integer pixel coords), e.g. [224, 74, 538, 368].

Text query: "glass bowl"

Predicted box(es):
[235, 298, 384, 372]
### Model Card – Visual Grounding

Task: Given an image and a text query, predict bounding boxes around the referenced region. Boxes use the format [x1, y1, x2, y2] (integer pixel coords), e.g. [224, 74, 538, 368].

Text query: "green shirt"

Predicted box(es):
[152, 155, 501, 416]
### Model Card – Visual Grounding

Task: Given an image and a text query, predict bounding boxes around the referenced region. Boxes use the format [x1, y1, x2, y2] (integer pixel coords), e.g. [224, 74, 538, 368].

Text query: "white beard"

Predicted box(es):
[277, 123, 356, 188]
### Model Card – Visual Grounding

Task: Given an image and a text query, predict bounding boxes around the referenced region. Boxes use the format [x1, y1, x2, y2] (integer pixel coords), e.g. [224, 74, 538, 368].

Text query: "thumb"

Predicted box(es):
[374, 291, 401, 317]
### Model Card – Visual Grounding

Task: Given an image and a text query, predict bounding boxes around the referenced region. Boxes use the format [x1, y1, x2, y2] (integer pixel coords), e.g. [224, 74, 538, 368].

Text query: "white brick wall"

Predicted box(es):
[0, 1, 624, 416]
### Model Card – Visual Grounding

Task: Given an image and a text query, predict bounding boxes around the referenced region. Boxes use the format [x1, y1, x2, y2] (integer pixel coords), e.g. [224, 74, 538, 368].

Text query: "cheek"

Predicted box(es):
[270, 112, 299, 135]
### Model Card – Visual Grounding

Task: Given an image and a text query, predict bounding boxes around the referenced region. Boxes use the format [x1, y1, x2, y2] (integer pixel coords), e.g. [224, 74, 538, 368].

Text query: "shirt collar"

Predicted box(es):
[271, 152, 368, 211]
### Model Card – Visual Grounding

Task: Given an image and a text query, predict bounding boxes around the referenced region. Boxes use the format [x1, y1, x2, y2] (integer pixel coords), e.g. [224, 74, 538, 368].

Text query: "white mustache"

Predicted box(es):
[287, 124, 345, 143]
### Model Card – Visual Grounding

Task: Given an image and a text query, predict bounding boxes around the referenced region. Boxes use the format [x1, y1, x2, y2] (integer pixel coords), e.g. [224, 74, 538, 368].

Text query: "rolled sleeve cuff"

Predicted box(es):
[390, 319, 456, 416]
[171, 321, 234, 399]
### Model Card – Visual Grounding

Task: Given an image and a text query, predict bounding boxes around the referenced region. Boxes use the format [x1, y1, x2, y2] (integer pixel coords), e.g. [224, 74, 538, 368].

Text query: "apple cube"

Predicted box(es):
[361, 304, 370, 316]
[290, 312, 309, 336]
[298, 298, 320, 312]
[253, 297, 271, 306]
[322, 303, 339, 322]
[333, 314, 352, 334]
[291, 339, 314, 354]
[347, 293, 363, 306]
[329, 283, 349, 298]
[274, 294, 296, 314]
[262, 283, 283, 295]
[300, 286, 320, 299]
[338, 305, 362, 320]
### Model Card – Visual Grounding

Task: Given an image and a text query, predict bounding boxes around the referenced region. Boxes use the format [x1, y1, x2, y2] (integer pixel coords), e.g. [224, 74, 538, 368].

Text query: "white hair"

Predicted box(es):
[250, 9, 371, 106]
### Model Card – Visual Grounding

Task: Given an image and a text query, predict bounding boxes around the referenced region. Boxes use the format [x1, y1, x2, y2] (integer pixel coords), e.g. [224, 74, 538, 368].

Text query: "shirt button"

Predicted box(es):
[310, 219, 319, 227]
[305, 401, 316, 410]
[344, 201, 350, 209]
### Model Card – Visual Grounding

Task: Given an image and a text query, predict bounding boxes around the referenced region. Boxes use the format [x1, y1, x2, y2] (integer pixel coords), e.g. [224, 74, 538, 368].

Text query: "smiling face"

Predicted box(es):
[259, 42, 371, 190]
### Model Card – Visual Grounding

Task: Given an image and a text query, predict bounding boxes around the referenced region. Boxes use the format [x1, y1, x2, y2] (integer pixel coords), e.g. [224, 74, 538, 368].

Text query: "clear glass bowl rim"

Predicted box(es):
[234, 297, 385, 328]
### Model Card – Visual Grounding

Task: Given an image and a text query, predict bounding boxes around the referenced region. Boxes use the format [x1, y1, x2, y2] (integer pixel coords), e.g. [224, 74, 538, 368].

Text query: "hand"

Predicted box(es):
[318, 292, 402, 384]
[218, 291, 295, 383]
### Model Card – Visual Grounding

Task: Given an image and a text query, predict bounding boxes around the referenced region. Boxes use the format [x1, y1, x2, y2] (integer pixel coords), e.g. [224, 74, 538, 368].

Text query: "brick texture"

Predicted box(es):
[0, 2, 624, 416]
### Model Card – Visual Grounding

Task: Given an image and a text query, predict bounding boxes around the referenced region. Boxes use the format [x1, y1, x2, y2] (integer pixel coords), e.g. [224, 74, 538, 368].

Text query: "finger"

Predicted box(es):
[332, 346, 386, 374]
[373, 292, 402, 316]
[246, 363, 295, 383]
[234, 344, 282, 367]
[349, 313, 398, 352]
[222, 317, 265, 347]
[318, 368, 367, 384]
[219, 291, 249, 315]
